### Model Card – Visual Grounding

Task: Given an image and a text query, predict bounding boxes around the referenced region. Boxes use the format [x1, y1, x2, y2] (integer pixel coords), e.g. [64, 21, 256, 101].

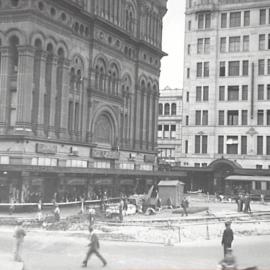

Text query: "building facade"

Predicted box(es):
[181, 0, 270, 194]
[0, 0, 168, 203]
[157, 87, 182, 166]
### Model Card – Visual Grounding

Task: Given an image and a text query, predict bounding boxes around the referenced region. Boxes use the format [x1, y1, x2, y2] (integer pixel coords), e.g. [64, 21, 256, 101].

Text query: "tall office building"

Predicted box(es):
[182, 0, 270, 193]
[0, 0, 167, 202]
[157, 87, 182, 166]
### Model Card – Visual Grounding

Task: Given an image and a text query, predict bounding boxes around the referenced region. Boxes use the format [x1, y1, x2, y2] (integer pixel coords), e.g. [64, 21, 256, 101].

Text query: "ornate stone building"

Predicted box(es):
[0, 0, 168, 202]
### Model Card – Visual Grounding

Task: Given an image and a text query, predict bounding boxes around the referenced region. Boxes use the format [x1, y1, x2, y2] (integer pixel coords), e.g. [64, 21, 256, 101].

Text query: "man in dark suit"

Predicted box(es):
[82, 226, 107, 268]
[222, 221, 234, 256]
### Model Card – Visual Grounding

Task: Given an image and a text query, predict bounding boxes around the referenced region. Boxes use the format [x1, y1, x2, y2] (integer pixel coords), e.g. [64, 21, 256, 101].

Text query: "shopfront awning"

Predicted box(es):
[225, 175, 270, 182]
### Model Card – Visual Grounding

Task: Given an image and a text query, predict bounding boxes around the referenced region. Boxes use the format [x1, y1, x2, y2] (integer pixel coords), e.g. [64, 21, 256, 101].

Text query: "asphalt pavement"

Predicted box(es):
[0, 229, 269, 270]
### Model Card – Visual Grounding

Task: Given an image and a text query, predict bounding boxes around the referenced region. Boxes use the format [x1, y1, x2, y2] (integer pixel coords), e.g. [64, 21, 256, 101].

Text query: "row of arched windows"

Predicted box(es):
[159, 103, 177, 116]
[94, 0, 136, 35]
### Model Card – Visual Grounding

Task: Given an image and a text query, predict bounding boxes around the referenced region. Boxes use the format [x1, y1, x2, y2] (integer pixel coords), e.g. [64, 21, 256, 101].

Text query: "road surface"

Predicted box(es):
[0, 228, 269, 270]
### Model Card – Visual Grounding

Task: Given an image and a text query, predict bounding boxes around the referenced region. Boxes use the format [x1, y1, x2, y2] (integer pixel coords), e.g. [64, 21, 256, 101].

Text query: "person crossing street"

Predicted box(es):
[221, 221, 234, 256]
[82, 226, 107, 268]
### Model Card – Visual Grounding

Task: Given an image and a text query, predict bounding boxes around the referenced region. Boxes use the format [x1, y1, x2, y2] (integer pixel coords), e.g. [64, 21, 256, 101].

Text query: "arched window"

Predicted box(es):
[159, 103, 163, 115]
[164, 103, 170, 115]
[141, 80, 146, 91]
[125, 4, 136, 33]
[70, 67, 76, 89]
[9, 35, 19, 74]
[95, 58, 106, 91]
[171, 103, 176, 115]
[108, 63, 119, 95]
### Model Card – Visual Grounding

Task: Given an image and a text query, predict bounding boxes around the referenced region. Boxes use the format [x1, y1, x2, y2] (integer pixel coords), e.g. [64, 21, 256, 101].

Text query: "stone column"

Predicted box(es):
[48, 56, 58, 138]
[135, 88, 142, 149]
[0, 47, 10, 133]
[142, 90, 147, 149]
[34, 50, 47, 137]
[152, 92, 159, 150]
[15, 45, 35, 133]
[81, 77, 89, 142]
[128, 92, 134, 148]
[59, 58, 70, 139]
[252, 181, 256, 190]
[148, 91, 153, 150]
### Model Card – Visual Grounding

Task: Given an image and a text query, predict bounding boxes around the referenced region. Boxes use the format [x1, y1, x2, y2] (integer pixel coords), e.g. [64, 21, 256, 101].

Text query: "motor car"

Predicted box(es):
[105, 203, 136, 218]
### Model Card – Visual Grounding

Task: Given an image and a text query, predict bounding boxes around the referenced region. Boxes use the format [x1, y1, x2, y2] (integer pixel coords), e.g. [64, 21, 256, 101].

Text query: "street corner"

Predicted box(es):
[0, 253, 24, 270]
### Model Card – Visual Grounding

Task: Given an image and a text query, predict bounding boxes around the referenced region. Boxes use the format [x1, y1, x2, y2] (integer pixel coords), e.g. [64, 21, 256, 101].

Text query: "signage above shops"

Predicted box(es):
[36, 143, 57, 155]
[144, 154, 155, 163]
[92, 149, 120, 160]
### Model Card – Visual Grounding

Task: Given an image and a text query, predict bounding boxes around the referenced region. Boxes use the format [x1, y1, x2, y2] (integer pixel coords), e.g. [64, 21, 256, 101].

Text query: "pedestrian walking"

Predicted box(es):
[88, 208, 96, 226]
[119, 199, 124, 222]
[54, 204, 61, 222]
[37, 200, 43, 222]
[221, 221, 234, 256]
[14, 221, 26, 262]
[243, 193, 251, 213]
[260, 193, 265, 204]
[9, 197, 15, 215]
[181, 197, 189, 216]
[82, 226, 107, 268]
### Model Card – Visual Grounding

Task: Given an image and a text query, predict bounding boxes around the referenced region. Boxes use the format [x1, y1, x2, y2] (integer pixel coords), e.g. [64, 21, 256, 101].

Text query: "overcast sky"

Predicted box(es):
[160, 0, 186, 90]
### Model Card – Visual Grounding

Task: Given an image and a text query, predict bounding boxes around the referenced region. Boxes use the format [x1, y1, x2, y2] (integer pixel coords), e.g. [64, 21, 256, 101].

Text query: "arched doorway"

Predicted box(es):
[209, 159, 240, 194]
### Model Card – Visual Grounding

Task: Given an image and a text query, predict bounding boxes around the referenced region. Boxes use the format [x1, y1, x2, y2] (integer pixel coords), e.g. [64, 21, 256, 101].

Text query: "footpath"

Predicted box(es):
[0, 253, 24, 270]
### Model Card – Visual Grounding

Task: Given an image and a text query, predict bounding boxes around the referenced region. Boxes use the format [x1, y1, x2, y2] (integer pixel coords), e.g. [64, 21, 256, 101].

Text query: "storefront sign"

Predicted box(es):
[92, 149, 119, 160]
[36, 143, 57, 154]
[95, 179, 113, 185]
[119, 179, 134, 185]
[67, 178, 86, 185]
[144, 154, 155, 163]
